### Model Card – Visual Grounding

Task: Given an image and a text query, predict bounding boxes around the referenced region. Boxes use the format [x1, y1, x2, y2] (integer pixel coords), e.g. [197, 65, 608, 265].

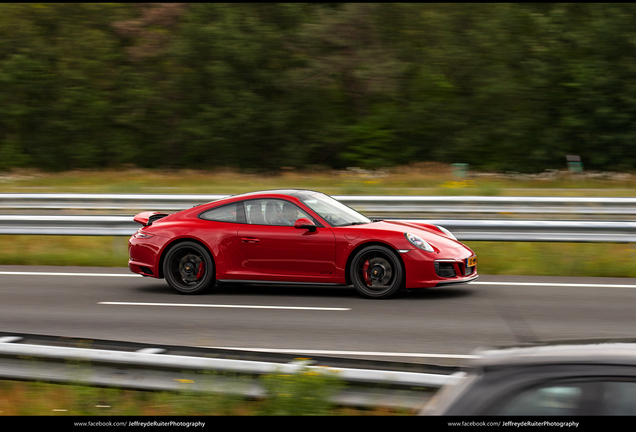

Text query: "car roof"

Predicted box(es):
[227, 189, 319, 199]
[471, 339, 636, 369]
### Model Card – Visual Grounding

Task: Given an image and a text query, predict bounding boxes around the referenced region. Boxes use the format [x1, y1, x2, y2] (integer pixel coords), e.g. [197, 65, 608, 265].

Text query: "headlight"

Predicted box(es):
[404, 232, 434, 252]
[436, 225, 457, 240]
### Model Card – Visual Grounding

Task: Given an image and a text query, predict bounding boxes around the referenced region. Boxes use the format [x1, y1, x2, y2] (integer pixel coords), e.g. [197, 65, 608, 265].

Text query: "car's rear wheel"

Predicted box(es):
[350, 245, 403, 299]
[163, 241, 215, 294]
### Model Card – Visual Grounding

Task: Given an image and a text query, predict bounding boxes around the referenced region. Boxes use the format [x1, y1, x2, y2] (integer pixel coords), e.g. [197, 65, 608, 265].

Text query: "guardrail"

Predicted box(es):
[1, 194, 635, 242]
[1, 215, 635, 242]
[0, 332, 461, 411]
[2, 193, 636, 219]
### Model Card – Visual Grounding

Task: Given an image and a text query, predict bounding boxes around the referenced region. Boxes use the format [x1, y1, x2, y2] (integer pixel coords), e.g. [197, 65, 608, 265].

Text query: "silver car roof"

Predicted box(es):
[471, 340, 636, 369]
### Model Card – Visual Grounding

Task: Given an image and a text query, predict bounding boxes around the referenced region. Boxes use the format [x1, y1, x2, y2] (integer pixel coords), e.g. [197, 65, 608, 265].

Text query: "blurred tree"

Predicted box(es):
[288, 3, 409, 168]
[111, 3, 190, 168]
[0, 3, 134, 170]
[161, 3, 318, 171]
[112, 3, 188, 62]
[1, 3, 636, 173]
[537, 3, 636, 171]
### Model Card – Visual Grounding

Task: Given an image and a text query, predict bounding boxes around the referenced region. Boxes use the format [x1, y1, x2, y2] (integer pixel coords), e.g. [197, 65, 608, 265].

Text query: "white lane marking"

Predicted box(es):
[203, 346, 477, 359]
[0, 271, 140, 277]
[99, 301, 350, 311]
[470, 281, 636, 289]
[2, 271, 636, 289]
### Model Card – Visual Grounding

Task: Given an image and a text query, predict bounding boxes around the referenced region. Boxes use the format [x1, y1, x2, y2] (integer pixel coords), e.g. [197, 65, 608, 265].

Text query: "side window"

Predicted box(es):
[498, 385, 583, 415]
[482, 379, 601, 416]
[244, 199, 313, 226]
[487, 377, 636, 416]
[600, 380, 636, 415]
[199, 202, 244, 223]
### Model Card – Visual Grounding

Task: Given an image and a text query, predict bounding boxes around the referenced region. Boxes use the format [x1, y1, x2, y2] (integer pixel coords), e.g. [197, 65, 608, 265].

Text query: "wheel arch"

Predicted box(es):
[157, 237, 215, 279]
[344, 241, 406, 286]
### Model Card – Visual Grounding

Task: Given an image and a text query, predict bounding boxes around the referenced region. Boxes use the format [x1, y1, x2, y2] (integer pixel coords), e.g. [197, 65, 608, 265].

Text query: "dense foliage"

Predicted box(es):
[1, 3, 636, 173]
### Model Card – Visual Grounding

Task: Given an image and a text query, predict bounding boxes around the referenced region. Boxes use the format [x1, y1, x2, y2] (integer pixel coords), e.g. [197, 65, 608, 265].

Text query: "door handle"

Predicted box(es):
[241, 237, 260, 243]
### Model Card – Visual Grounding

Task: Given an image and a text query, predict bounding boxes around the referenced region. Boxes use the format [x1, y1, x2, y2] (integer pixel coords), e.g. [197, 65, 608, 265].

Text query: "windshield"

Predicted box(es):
[298, 192, 371, 227]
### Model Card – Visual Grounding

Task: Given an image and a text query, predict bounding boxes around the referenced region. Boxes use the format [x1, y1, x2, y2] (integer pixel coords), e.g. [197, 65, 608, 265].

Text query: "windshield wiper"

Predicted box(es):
[340, 221, 370, 226]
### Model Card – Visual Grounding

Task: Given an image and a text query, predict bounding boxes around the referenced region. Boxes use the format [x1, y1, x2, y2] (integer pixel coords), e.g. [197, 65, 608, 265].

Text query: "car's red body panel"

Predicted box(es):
[128, 190, 477, 292]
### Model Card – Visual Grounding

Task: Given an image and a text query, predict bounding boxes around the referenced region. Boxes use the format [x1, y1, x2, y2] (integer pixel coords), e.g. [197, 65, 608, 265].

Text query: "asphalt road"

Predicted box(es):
[2, 265, 636, 364]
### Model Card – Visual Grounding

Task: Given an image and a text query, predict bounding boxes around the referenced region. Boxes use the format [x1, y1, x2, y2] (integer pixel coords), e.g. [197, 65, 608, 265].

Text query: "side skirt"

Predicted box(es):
[217, 279, 348, 287]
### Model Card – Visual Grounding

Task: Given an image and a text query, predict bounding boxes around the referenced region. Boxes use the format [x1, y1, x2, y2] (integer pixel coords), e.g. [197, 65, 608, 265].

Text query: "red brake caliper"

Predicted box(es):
[363, 260, 371, 285]
[196, 262, 205, 279]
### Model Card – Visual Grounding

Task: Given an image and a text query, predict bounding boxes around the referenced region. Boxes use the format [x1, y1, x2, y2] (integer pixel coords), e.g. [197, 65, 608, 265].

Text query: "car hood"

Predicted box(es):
[351, 220, 466, 249]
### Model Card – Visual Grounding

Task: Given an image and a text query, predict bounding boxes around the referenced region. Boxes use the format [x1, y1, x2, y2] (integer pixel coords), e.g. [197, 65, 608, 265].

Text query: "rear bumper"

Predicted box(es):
[128, 260, 158, 277]
[128, 235, 164, 278]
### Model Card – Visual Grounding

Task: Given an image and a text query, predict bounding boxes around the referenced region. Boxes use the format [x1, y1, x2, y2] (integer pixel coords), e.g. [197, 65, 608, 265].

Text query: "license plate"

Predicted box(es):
[466, 256, 477, 267]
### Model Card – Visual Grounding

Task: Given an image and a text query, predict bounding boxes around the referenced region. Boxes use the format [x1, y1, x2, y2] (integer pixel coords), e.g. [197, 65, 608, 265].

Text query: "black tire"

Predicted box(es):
[349, 245, 404, 299]
[163, 241, 215, 294]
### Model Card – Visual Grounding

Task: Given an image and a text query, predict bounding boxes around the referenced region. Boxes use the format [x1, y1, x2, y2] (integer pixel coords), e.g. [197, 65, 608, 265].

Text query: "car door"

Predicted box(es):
[237, 198, 336, 277]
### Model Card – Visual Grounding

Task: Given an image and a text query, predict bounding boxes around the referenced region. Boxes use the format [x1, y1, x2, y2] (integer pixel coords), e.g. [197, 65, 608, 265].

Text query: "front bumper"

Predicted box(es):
[401, 248, 478, 289]
[435, 274, 479, 287]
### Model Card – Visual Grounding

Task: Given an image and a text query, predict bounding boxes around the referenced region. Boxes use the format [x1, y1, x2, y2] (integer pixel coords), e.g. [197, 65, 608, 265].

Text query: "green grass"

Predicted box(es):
[0, 236, 127, 267]
[0, 164, 635, 196]
[0, 371, 410, 416]
[463, 241, 636, 278]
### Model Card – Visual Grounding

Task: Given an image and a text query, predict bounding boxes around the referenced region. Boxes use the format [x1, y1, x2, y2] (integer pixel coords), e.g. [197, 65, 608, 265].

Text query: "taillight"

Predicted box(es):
[133, 230, 154, 239]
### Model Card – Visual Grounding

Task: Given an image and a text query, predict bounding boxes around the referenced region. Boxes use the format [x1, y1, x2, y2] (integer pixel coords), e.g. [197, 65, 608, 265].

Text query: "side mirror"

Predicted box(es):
[294, 218, 317, 232]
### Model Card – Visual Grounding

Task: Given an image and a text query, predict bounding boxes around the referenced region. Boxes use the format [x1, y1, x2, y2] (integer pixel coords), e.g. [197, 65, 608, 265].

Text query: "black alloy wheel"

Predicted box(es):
[350, 245, 404, 299]
[163, 241, 215, 294]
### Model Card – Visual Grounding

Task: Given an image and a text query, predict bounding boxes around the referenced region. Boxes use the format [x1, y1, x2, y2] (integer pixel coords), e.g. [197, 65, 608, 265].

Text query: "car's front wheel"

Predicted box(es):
[350, 245, 404, 299]
[163, 241, 215, 294]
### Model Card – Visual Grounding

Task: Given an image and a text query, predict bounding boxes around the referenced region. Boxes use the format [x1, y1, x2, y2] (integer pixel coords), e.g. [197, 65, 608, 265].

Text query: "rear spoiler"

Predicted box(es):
[133, 211, 169, 226]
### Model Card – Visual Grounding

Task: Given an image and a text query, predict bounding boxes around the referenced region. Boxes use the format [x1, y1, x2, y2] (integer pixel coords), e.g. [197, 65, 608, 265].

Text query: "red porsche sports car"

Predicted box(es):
[128, 190, 477, 298]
